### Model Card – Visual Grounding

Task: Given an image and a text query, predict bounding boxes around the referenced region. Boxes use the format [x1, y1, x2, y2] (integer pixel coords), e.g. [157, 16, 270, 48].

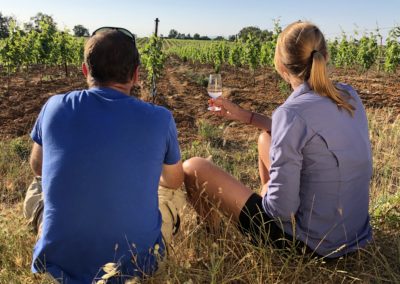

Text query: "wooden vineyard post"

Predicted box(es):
[151, 18, 160, 103]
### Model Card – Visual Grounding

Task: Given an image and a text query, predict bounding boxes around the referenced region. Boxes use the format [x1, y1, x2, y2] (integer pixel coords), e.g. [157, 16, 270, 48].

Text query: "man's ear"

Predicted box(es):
[132, 66, 139, 84]
[82, 62, 88, 78]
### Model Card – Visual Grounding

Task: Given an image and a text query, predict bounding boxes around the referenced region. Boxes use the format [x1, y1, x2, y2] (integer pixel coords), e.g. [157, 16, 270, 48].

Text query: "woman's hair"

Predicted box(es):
[274, 21, 355, 116]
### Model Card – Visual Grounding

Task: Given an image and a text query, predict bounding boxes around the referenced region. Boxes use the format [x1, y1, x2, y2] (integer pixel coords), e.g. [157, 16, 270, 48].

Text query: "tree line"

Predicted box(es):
[167, 23, 400, 74]
[166, 25, 274, 42]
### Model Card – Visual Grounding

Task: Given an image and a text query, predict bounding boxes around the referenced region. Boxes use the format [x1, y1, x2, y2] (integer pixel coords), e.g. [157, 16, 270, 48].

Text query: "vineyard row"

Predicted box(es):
[1, 22, 400, 76]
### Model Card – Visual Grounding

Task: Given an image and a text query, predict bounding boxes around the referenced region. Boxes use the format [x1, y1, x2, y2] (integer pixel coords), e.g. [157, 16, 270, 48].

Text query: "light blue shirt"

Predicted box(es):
[263, 82, 373, 258]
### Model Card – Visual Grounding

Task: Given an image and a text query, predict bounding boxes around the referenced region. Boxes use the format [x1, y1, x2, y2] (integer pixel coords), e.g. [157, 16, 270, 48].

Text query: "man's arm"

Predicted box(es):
[160, 160, 184, 189]
[30, 142, 43, 176]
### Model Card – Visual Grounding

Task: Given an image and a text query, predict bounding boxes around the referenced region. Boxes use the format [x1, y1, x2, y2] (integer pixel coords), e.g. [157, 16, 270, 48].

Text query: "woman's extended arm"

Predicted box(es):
[211, 98, 272, 132]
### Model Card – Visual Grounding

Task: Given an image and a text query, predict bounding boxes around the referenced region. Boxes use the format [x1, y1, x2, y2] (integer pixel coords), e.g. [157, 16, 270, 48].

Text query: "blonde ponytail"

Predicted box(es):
[276, 21, 356, 116]
[309, 51, 355, 116]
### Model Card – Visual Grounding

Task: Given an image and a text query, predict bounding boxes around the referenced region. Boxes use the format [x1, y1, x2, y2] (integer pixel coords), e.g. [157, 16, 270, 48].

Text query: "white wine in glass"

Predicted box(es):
[207, 74, 222, 111]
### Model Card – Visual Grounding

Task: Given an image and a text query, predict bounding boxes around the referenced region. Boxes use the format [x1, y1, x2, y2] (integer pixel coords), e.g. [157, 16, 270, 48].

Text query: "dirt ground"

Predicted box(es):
[1, 58, 399, 143]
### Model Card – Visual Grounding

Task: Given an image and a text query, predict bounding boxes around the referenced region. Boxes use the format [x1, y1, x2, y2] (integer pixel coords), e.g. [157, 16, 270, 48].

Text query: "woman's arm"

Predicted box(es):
[263, 108, 310, 221]
[211, 98, 272, 132]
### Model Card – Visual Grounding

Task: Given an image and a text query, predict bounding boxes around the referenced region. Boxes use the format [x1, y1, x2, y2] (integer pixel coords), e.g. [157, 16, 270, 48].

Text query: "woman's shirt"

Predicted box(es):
[262, 82, 373, 258]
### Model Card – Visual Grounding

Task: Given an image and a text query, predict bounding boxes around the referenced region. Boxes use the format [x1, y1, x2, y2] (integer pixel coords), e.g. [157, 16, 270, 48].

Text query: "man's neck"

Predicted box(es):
[104, 83, 132, 95]
[88, 80, 132, 96]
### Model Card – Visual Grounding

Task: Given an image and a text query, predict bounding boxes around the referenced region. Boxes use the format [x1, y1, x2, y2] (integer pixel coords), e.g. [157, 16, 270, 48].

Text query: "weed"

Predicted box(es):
[277, 79, 291, 98]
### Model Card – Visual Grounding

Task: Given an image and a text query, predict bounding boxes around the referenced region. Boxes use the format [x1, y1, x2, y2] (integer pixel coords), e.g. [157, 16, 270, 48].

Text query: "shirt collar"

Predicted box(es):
[88, 86, 130, 100]
[285, 82, 312, 103]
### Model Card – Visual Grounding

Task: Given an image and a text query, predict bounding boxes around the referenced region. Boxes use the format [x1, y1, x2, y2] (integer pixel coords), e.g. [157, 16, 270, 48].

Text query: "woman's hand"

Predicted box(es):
[209, 97, 252, 124]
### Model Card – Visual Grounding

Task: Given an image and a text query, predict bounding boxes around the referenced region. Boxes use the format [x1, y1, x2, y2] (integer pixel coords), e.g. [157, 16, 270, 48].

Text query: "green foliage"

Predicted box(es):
[73, 24, 89, 37]
[210, 41, 229, 73]
[242, 34, 261, 71]
[238, 26, 273, 41]
[9, 137, 31, 160]
[0, 12, 13, 39]
[333, 32, 358, 69]
[0, 14, 84, 75]
[139, 35, 166, 87]
[228, 41, 242, 68]
[384, 28, 400, 73]
[197, 119, 223, 141]
[278, 79, 291, 97]
[357, 33, 378, 72]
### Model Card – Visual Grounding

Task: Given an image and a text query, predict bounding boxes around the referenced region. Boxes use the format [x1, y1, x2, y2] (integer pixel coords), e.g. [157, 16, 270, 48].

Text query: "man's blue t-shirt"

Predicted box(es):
[30, 87, 181, 283]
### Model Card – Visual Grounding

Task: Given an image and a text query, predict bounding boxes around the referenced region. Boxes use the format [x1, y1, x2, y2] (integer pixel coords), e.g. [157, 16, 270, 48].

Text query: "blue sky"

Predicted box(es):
[1, 0, 399, 39]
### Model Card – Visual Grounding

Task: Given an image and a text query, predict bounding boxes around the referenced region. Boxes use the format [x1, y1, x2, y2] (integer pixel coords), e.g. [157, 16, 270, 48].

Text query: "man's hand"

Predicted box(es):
[30, 143, 43, 176]
[160, 160, 184, 189]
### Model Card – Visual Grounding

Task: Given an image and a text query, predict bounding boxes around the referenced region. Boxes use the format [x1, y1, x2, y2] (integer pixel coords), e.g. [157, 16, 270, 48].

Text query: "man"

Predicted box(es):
[24, 27, 184, 283]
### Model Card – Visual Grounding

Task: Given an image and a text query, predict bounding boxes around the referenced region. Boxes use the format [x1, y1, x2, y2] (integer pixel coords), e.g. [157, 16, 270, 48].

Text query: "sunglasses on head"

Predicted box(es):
[92, 27, 136, 43]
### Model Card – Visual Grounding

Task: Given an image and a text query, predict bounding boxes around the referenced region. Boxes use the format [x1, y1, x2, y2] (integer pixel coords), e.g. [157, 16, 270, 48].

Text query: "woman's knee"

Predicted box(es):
[183, 157, 210, 177]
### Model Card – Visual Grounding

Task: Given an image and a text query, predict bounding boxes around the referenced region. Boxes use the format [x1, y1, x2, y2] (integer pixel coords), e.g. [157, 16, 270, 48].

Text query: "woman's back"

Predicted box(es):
[264, 82, 373, 257]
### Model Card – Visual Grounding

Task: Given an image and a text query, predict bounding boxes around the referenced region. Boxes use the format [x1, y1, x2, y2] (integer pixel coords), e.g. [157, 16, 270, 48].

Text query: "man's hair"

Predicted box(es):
[84, 30, 140, 86]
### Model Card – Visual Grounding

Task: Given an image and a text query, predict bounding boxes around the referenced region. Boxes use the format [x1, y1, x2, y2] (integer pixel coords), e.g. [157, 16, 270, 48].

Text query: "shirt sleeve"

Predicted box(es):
[164, 115, 181, 165]
[30, 101, 49, 146]
[262, 107, 310, 221]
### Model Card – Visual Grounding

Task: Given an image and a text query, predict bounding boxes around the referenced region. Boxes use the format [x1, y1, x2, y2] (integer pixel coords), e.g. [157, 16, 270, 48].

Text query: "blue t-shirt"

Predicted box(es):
[30, 87, 181, 283]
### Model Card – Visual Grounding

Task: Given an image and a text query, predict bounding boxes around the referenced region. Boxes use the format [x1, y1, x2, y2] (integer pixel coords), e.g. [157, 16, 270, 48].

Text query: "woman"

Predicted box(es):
[183, 21, 373, 258]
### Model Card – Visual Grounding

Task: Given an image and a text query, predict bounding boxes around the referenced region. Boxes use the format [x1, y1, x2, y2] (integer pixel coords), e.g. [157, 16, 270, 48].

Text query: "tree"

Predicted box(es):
[73, 25, 89, 37]
[200, 35, 211, 40]
[28, 13, 57, 33]
[168, 29, 178, 38]
[193, 33, 200, 40]
[261, 29, 273, 41]
[0, 12, 13, 39]
[228, 35, 237, 41]
[238, 26, 262, 40]
[238, 26, 273, 41]
[214, 36, 225, 41]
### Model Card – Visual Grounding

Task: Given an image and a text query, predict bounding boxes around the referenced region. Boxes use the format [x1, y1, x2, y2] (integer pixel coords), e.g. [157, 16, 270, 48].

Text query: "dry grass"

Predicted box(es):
[0, 108, 399, 283]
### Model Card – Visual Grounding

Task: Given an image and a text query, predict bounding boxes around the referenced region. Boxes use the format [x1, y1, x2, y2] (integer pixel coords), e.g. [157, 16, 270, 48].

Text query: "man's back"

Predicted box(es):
[31, 87, 181, 282]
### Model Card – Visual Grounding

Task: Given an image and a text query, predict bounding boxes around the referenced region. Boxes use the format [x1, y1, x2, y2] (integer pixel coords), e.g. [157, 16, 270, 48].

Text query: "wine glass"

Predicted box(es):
[207, 74, 222, 111]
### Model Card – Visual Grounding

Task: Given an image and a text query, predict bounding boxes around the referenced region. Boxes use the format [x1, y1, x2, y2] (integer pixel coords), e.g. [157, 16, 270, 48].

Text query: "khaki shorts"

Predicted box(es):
[23, 177, 187, 244]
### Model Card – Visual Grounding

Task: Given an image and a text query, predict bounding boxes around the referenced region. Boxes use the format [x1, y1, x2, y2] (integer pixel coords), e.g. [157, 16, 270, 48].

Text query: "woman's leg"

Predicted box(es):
[183, 157, 254, 223]
[258, 131, 272, 187]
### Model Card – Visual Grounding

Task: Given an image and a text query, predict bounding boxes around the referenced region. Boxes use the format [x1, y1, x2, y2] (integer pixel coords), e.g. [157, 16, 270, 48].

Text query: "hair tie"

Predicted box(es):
[311, 50, 318, 58]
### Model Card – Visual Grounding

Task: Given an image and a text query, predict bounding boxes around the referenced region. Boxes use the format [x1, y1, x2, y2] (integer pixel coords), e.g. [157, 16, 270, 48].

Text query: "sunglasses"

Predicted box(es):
[92, 27, 136, 44]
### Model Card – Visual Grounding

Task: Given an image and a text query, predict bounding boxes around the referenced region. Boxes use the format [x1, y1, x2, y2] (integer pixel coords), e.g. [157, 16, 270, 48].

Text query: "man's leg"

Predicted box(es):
[158, 185, 187, 244]
[23, 176, 43, 237]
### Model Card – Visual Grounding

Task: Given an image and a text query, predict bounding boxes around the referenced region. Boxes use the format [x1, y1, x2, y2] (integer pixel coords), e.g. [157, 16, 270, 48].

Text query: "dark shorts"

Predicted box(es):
[238, 193, 314, 255]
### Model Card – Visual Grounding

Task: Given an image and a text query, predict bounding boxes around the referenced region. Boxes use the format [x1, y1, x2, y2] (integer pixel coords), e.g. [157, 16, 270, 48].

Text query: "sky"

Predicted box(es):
[1, 0, 399, 39]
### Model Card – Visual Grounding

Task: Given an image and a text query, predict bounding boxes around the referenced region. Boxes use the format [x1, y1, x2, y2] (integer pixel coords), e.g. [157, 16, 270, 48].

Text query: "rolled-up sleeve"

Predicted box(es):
[262, 107, 310, 221]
